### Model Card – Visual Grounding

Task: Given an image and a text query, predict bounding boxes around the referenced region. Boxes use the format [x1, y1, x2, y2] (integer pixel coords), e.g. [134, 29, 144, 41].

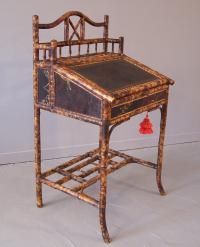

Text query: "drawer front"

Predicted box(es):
[111, 90, 167, 118]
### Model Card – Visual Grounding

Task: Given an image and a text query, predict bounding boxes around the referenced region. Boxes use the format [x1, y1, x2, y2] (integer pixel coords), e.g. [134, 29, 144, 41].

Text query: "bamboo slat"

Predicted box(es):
[41, 178, 99, 207]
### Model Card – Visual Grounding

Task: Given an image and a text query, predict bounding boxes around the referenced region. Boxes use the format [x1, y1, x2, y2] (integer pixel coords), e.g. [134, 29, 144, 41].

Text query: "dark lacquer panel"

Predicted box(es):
[54, 73, 101, 118]
[38, 68, 49, 104]
[71, 59, 157, 92]
[111, 91, 167, 118]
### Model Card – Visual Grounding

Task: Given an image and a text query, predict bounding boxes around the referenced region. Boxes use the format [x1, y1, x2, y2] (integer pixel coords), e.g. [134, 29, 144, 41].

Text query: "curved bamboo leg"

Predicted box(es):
[99, 104, 111, 243]
[156, 103, 168, 196]
[34, 106, 43, 207]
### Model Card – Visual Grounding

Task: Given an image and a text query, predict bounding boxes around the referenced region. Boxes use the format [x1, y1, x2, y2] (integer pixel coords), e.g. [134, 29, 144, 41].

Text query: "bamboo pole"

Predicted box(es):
[156, 97, 168, 196]
[99, 100, 111, 243]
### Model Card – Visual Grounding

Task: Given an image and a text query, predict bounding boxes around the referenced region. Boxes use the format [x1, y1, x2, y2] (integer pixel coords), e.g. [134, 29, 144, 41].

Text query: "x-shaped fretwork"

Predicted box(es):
[69, 18, 81, 41]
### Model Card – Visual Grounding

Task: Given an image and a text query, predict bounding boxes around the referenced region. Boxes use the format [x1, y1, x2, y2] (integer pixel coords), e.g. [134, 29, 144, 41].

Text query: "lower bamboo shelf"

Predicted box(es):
[40, 148, 157, 208]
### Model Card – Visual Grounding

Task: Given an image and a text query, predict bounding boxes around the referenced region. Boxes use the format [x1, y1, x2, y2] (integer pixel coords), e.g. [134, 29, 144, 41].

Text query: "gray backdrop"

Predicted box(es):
[0, 0, 199, 164]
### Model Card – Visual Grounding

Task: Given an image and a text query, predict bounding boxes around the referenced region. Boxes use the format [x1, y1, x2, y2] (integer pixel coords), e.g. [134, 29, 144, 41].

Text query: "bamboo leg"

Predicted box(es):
[156, 103, 168, 196]
[99, 119, 111, 243]
[34, 106, 43, 207]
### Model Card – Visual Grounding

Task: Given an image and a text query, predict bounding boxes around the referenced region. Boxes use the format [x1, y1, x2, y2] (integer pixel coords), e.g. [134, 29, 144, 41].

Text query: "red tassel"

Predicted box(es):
[139, 112, 153, 134]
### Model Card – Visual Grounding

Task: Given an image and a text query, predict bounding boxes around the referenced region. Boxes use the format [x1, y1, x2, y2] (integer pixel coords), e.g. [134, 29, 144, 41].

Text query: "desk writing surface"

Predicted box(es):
[71, 59, 158, 92]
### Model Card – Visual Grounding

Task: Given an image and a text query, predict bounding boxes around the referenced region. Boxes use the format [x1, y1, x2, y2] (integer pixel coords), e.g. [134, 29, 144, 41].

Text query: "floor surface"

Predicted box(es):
[0, 143, 200, 247]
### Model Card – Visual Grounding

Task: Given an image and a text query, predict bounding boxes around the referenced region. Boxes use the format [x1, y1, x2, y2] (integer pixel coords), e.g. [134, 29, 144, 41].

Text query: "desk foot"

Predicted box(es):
[100, 207, 111, 243]
[156, 176, 166, 196]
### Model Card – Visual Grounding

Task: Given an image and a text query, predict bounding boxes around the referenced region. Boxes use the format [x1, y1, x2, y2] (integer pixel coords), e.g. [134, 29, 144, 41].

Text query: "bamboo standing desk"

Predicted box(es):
[33, 11, 174, 243]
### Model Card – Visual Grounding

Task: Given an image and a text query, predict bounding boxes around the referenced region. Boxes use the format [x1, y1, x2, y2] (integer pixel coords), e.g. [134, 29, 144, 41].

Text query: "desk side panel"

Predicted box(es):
[38, 68, 50, 104]
[54, 72, 102, 119]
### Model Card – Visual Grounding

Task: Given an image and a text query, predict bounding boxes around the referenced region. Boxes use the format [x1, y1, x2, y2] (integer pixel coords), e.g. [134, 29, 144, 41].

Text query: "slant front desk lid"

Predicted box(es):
[71, 59, 157, 91]
[56, 54, 174, 101]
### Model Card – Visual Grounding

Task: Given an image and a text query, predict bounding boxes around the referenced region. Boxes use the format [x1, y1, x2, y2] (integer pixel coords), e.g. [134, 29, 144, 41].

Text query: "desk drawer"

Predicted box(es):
[111, 90, 167, 118]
